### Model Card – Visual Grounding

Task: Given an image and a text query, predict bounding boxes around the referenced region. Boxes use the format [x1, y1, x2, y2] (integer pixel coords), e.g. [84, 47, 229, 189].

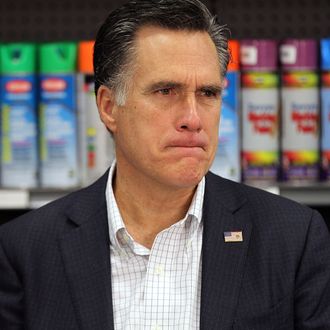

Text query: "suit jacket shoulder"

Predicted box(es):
[0, 171, 112, 329]
[201, 172, 330, 329]
[0, 170, 110, 245]
[205, 171, 323, 234]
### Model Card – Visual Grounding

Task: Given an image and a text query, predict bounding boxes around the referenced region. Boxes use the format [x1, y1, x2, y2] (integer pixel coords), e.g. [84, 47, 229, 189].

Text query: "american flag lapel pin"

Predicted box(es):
[224, 231, 243, 242]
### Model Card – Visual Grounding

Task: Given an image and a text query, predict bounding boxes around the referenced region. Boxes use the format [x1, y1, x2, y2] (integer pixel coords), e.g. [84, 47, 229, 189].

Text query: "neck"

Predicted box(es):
[113, 164, 197, 249]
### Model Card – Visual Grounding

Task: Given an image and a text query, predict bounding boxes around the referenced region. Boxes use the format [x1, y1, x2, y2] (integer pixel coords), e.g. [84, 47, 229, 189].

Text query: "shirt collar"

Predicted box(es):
[106, 160, 126, 252]
[106, 160, 205, 253]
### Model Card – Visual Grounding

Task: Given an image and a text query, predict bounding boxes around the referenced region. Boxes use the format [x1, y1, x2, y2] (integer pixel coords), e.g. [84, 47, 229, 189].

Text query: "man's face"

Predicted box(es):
[104, 26, 222, 190]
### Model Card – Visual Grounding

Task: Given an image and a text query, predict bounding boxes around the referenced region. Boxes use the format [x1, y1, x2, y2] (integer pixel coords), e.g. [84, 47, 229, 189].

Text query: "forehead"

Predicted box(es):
[132, 26, 221, 84]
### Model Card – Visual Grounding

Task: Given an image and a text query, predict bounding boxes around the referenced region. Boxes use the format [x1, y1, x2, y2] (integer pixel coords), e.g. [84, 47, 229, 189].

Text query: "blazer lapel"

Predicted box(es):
[58, 172, 114, 330]
[200, 173, 253, 330]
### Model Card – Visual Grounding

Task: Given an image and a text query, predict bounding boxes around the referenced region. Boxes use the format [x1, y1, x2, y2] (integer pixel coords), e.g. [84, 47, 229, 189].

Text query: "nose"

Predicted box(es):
[175, 93, 202, 133]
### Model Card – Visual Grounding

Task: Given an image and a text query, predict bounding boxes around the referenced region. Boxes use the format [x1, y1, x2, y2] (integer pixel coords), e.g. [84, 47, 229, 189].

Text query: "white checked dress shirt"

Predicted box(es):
[106, 161, 205, 330]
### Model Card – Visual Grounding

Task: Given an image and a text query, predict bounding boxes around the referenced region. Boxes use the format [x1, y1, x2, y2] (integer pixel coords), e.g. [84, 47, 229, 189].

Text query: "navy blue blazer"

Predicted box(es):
[0, 171, 330, 329]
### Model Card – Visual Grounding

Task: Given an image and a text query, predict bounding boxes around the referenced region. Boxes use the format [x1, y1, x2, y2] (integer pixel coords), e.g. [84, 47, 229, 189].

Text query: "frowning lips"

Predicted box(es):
[166, 136, 208, 150]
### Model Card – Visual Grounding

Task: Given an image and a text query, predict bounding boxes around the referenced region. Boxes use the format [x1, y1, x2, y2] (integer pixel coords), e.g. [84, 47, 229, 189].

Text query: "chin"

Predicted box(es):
[174, 176, 203, 189]
[168, 161, 208, 188]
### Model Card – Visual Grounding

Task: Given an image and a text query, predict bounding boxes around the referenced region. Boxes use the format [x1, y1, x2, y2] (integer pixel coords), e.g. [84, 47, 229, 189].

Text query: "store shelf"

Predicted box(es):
[0, 184, 329, 210]
[261, 183, 330, 206]
[0, 188, 79, 210]
[277, 184, 330, 206]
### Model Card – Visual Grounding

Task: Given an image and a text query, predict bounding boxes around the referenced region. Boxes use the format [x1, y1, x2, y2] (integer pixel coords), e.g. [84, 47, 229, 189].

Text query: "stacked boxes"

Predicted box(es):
[0, 44, 38, 188]
[39, 43, 79, 188]
[77, 41, 115, 186]
[280, 40, 319, 184]
[211, 40, 240, 182]
[240, 40, 279, 185]
[320, 39, 330, 181]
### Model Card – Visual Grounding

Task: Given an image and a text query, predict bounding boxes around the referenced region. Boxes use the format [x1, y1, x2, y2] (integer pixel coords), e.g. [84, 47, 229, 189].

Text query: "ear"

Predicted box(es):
[96, 85, 118, 134]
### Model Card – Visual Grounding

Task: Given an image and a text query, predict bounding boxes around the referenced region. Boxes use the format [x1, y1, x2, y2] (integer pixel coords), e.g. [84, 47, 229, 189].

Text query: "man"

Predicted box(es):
[0, 0, 329, 329]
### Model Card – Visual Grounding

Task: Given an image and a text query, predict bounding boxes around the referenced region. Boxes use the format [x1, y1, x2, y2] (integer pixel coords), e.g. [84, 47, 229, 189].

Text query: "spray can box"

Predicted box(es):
[39, 42, 79, 188]
[211, 40, 240, 182]
[77, 41, 115, 185]
[280, 39, 319, 183]
[240, 40, 280, 185]
[0, 43, 38, 188]
[320, 39, 330, 181]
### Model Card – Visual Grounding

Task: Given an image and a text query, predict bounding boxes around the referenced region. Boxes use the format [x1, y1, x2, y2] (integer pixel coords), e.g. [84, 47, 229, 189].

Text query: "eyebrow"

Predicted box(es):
[143, 81, 184, 94]
[143, 80, 222, 94]
[199, 85, 223, 94]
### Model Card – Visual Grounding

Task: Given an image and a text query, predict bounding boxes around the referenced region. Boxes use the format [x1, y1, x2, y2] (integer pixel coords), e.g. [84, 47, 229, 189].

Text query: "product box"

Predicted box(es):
[211, 40, 240, 182]
[39, 42, 79, 188]
[0, 43, 38, 188]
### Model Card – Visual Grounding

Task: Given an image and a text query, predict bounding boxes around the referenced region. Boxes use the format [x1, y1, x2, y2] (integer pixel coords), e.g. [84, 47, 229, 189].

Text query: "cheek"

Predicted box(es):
[204, 111, 220, 137]
[120, 106, 168, 152]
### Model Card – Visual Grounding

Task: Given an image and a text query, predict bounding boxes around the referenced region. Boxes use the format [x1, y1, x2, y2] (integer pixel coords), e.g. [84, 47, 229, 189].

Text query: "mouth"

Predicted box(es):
[167, 146, 205, 157]
[165, 140, 208, 158]
[170, 145, 205, 150]
[167, 138, 208, 151]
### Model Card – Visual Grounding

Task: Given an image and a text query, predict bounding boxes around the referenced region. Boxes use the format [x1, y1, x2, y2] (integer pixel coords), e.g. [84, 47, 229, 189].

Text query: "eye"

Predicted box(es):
[201, 89, 220, 98]
[204, 90, 216, 97]
[157, 88, 172, 95]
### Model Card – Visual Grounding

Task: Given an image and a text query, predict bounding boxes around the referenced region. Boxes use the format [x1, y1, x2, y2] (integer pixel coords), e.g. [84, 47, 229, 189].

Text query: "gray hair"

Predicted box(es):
[94, 0, 230, 106]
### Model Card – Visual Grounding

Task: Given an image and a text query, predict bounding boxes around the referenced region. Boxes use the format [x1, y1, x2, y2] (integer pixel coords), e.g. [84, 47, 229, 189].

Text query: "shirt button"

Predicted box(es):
[154, 265, 164, 276]
[123, 233, 130, 242]
[152, 325, 162, 330]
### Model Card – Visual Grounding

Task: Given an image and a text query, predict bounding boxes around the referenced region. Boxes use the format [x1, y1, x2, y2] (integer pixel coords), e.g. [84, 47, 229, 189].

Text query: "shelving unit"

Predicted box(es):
[0, 183, 329, 210]
[277, 184, 330, 206]
[0, 188, 78, 209]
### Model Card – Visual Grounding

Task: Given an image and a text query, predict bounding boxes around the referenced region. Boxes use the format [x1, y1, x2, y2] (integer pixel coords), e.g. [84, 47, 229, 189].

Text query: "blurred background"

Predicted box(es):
[0, 0, 330, 231]
[1, 0, 329, 41]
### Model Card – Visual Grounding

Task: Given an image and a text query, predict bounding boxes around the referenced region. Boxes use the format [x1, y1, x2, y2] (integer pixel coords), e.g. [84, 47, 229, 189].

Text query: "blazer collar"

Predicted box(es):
[200, 172, 253, 329]
[58, 170, 115, 330]
[64, 169, 110, 226]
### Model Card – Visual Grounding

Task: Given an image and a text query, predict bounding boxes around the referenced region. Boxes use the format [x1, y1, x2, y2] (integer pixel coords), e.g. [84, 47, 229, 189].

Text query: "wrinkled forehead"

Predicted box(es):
[133, 25, 220, 72]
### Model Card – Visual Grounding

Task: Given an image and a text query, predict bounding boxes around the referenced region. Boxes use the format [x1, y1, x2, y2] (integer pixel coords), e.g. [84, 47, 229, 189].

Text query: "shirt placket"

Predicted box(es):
[143, 221, 190, 329]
